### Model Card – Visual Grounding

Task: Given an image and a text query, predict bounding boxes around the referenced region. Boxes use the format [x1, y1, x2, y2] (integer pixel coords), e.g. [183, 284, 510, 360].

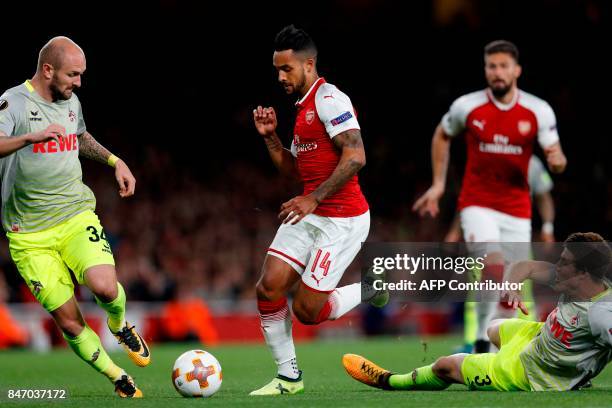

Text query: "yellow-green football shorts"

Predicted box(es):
[461, 318, 544, 391]
[7, 210, 115, 312]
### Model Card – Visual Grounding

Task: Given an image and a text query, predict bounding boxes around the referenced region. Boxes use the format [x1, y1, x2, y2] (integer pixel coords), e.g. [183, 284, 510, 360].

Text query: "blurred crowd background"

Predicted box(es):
[1, 0, 611, 345]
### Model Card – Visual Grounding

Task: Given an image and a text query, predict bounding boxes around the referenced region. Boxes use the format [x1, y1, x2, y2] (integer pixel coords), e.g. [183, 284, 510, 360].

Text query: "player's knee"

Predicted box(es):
[85, 266, 118, 301]
[255, 278, 284, 301]
[432, 356, 453, 377]
[93, 285, 118, 303]
[487, 323, 502, 347]
[487, 318, 505, 344]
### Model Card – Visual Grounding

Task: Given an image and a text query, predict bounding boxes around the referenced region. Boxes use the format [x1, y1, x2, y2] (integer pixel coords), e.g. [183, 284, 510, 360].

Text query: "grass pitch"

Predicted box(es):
[1, 336, 611, 407]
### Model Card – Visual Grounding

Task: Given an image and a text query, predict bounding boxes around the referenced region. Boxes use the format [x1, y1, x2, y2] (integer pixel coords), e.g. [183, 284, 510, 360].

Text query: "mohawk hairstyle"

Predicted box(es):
[274, 25, 317, 56]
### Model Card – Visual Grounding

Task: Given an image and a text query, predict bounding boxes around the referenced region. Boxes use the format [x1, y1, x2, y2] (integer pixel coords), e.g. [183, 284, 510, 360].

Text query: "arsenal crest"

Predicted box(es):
[305, 109, 315, 125]
[518, 120, 531, 136]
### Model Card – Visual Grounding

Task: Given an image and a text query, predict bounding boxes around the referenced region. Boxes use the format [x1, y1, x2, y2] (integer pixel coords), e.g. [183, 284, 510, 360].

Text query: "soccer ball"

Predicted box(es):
[172, 350, 222, 397]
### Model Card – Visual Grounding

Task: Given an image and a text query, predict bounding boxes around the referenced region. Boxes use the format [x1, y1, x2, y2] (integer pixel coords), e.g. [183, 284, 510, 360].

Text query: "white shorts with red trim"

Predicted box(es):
[460, 205, 531, 261]
[267, 210, 370, 293]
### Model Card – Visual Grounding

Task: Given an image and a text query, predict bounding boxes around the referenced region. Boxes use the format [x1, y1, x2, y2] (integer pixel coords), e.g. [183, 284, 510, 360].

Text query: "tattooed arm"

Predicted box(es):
[278, 129, 365, 224]
[78, 131, 136, 197]
[78, 131, 113, 164]
[310, 129, 365, 203]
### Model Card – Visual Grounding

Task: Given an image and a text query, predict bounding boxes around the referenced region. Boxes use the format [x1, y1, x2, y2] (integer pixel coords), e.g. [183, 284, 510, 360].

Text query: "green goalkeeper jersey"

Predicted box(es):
[519, 287, 612, 390]
[0, 80, 95, 233]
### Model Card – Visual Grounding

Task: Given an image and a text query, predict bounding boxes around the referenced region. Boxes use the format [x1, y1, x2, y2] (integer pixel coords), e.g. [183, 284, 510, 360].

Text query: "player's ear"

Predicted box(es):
[515, 63, 522, 79]
[42, 63, 54, 80]
[304, 57, 315, 74]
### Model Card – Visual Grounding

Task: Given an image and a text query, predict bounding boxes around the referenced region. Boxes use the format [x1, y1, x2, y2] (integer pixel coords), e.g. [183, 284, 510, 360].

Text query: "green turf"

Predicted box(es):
[0, 336, 610, 407]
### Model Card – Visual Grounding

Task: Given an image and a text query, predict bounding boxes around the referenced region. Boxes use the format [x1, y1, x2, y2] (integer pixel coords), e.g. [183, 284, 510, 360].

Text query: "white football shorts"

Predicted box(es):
[267, 210, 370, 292]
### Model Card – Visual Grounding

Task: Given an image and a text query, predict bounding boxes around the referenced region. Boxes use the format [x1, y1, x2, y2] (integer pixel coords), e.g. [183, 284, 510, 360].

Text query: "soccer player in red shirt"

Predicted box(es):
[413, 40, 567, 353]
[250, 25, 385, 395]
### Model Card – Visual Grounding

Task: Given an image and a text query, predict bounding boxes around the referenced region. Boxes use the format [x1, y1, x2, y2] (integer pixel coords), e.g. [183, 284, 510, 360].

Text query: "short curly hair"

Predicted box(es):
[564, 232, 611, 280]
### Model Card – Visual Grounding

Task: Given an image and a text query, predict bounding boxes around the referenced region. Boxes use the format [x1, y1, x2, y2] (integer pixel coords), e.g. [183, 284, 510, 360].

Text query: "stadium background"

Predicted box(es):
[0, 0, 611, 350]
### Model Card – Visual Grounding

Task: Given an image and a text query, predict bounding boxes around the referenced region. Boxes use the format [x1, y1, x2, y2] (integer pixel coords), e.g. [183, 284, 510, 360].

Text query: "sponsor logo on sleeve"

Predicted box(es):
[0, 99, 8, 111]
[330, 111, 353, 126]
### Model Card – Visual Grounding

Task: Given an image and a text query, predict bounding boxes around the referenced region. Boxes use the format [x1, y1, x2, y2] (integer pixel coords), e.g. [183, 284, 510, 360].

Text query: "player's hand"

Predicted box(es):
[115, 159, 136, 198]
[412, 183, 444, 218]
[500, 288, 529, 316]
[278, 194, 319, 224]
[544, 143, 567, 173]
[27, 124, 65, 144]
[253, 106, 278, 137]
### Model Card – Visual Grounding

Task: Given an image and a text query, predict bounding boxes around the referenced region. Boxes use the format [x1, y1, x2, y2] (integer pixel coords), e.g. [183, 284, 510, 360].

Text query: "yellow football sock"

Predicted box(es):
[388, 364, 450, 390]
[63, 325, 122, 382]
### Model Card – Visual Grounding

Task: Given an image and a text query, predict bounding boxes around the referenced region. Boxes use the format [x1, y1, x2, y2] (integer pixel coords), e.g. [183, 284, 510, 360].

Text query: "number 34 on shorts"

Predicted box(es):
[7, 209, 115, 288]
[85, 224, 112, 254]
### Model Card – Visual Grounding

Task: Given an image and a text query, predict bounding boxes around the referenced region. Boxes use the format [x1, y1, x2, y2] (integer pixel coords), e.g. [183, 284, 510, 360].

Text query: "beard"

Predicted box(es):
[295, 75, 307, 95]
[286, 71, 308, 96]
[50, 81, 70, 101]
[490, 81, 512, 98]
[281, 75, 306, 95]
